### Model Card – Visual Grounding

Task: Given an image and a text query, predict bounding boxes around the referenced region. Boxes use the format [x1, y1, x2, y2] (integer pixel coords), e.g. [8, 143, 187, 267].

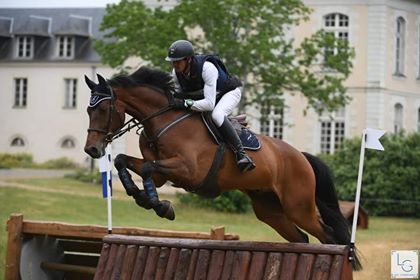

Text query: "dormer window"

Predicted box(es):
[16, 36, 34, 59]
[56, 35, 74, 58]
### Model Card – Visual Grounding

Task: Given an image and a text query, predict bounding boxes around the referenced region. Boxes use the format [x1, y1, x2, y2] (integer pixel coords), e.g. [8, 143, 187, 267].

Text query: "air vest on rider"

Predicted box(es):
[175, 55, 237, 101]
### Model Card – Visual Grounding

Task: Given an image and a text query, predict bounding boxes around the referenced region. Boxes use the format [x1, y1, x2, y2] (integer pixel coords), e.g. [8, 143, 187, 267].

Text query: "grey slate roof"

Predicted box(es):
[0, 8, 108, 62]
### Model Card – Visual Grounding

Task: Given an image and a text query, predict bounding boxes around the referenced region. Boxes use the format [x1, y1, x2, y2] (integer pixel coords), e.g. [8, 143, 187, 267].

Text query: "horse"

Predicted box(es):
[83, 67, 361, 270]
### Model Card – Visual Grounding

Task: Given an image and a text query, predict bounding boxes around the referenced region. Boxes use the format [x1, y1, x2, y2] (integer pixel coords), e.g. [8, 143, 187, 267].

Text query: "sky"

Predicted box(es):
[0, 0, 120, 8]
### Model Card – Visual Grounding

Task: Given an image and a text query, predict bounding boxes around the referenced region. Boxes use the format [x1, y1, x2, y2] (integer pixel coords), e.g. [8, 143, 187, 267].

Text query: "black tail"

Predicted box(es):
[303, 152, 362, 271]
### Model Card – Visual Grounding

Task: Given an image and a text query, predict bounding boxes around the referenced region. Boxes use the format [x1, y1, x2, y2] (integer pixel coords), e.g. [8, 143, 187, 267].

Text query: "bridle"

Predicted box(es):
[87, 87, 124, 143]
[87, 85, 177, 143]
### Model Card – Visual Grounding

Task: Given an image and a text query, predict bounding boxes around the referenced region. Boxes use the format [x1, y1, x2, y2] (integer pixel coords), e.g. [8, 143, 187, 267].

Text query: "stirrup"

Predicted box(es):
[237, 155, 256, 172]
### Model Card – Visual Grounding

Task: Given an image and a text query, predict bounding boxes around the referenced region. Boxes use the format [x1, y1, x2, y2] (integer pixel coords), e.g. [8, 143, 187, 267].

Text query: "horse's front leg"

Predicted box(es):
[114, 154, 175, 220]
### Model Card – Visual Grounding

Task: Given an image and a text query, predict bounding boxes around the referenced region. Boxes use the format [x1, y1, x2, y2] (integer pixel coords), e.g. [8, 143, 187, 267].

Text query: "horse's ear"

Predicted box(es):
[84, 75, 97, 91]
[97, 74, 107, 85]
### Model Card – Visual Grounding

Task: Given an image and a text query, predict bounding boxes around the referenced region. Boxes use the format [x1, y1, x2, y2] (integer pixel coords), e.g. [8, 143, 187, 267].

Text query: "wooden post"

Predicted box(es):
[5, 213, 24, 280]
[210, 226, 225, 240]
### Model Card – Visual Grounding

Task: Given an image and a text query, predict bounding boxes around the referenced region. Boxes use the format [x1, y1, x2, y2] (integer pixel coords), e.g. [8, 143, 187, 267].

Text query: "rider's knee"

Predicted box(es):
[211, 109, 224, 127]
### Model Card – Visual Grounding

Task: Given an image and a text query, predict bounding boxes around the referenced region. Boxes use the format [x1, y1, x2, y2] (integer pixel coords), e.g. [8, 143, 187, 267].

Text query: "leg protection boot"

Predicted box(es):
[218, 117, 255, 172]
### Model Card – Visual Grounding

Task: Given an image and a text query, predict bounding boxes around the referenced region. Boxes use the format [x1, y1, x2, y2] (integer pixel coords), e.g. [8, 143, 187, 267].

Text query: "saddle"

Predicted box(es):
[201, 112, 261, 150]
[174, 113, 261, 198]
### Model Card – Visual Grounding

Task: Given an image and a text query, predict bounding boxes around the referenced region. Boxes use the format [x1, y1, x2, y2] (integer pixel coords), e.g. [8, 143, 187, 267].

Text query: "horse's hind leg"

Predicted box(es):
[246, 191, 309, 243]
[281, 190, 333, 244]
[114, 154, 175, 220]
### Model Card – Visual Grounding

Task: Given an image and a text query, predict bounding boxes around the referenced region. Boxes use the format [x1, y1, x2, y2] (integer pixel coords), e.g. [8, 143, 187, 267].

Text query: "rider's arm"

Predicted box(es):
[190, 61, 217, 111]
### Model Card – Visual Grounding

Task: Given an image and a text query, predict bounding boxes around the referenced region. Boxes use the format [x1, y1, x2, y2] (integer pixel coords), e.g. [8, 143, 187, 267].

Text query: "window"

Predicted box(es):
[418, 24, 420, 78]
[61, 137, 76, 149]
[14, 78, 27, 108]
[320, 108, 345, 154]
[394, 103, 403, 133]
[395, 17, 406, 75]
[64, 79, 77, 108]
[11, 137, 25, 147]
[260, 102, 283, 139]
[323, 13, 349, 56]
[418, 108, 420, 132]
[57, 36, 74, 58]
[16, 36, 33, 58]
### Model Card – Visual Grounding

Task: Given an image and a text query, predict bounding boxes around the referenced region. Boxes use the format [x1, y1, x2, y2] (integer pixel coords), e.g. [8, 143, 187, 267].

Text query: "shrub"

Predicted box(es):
[0, 153, 34, 168]
[40, 157, 78, 169]
[65, 170, 102, 184]
[176, 190, 251, 213]
[320, 132, 420, 217]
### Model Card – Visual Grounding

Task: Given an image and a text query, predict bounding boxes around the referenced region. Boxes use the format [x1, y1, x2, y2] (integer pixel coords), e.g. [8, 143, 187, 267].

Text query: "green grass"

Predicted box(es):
[1, 177, 419, 280]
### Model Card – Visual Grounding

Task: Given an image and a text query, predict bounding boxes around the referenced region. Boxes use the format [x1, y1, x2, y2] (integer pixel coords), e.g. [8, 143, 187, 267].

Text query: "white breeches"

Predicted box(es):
[211, 88, 242, 127]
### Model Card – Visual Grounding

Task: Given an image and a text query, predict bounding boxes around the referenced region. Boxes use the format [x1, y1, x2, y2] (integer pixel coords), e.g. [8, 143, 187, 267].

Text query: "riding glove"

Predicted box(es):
[173, 98, 194, 109]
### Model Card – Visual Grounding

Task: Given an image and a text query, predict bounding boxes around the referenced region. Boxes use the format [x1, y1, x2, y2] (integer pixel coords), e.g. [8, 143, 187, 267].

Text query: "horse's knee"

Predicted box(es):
[140, 161, 156, 178]
[114, 154, 127, 169]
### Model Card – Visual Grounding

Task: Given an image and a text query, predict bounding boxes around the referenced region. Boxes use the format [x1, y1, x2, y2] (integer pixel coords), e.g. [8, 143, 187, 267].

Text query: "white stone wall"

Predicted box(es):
[0, 62, 116, 165]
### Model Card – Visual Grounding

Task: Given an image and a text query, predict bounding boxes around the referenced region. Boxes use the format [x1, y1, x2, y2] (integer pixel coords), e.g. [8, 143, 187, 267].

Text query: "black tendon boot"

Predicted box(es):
[218, 117, 255, 172]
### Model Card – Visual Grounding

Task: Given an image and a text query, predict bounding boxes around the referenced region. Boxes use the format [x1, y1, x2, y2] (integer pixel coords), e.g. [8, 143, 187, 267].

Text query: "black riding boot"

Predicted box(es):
[219, 117, 255, 172]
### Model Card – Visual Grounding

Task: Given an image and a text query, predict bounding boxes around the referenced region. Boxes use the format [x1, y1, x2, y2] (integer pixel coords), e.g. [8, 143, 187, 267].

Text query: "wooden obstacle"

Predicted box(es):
[5, 213, 239, 280]
[94, 234, 353, 280]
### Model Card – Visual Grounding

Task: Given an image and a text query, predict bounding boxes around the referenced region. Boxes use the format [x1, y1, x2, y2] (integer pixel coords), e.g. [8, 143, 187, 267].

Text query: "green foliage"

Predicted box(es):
[176, 190, 251, 213]
[65, 170, 102, 184]
[39, 157, 79, 169]
[320, 132, 420, 217]
[96, 0, 354, 113]
[0, 153, 78, 169]
[0, 153, 34, 168]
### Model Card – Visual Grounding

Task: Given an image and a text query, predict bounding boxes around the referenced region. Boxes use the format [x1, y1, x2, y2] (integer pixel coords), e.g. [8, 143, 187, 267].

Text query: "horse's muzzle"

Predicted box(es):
[84, 144, 104, 159]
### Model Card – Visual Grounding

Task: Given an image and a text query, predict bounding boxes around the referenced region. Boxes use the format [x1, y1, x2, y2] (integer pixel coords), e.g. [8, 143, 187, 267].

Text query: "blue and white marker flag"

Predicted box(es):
[98, 145, 113, 233]
[98, 148, 112, 198]
[351, 128, 385, 245]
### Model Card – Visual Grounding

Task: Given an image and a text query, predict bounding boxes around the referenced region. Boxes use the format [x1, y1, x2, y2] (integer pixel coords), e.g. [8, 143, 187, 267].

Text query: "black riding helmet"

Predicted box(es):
[165, 40, 194, 61]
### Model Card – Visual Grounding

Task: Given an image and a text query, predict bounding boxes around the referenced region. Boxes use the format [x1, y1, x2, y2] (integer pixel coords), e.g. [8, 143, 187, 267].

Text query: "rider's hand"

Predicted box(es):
[173, 98, 194, 109]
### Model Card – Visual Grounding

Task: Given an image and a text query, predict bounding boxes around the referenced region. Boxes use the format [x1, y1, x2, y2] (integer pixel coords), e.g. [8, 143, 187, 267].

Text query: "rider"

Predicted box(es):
[166, 39, 255, 172]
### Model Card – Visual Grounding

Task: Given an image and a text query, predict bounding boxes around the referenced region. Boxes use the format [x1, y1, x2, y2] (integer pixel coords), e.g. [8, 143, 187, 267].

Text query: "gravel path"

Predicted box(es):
[0, 168, 183, 195]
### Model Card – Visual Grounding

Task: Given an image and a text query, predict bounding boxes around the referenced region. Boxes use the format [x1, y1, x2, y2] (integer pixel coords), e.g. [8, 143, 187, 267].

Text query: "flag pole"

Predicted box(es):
[349, 128, 385, 264]
[106, 145, 113, 234]
[350, 129, 366, 245]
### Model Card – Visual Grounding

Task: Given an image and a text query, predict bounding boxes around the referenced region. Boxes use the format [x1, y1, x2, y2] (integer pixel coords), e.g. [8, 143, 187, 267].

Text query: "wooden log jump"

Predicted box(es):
[5, 213, 239, 280]
[94, 234, 353, 280]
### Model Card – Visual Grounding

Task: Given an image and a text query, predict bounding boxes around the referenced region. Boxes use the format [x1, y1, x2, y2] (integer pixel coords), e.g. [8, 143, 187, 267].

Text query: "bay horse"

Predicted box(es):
[84, 67, 361, 270]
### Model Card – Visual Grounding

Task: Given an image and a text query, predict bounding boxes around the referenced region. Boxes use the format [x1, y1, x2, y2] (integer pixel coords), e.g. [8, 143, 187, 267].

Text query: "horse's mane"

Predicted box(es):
[108, 66, 175, 94]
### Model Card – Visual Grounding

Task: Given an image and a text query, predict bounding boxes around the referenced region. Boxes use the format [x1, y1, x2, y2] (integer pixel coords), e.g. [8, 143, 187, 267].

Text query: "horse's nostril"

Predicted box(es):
[85, 146, 101, 158]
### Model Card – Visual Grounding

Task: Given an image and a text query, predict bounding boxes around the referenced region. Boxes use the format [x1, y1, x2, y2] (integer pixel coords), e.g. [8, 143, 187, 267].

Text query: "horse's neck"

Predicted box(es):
[118, 87, 166, 119]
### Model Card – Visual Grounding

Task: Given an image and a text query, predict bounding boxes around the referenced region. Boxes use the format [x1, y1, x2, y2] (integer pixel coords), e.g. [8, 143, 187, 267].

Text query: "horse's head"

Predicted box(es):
[84, 74, 126, 158]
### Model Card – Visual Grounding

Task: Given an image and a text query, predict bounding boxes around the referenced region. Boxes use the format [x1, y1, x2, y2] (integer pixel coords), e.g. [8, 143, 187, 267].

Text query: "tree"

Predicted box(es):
[96, 0, 354, 113]
[320, 132, 420, 217]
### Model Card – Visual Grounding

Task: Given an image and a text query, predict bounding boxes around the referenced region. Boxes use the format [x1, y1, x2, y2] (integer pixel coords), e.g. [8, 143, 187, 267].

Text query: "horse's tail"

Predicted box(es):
[302, 152, 362, 271]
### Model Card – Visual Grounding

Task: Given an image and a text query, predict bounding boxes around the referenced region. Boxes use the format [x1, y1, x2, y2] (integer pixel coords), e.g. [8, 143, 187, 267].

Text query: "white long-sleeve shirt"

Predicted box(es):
[172, 61, 218, 112]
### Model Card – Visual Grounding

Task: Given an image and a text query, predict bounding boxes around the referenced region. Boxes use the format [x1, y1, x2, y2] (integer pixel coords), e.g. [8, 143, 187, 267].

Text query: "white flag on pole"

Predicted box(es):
[351, 128, 385, 247]
[364, 128, 386, 151]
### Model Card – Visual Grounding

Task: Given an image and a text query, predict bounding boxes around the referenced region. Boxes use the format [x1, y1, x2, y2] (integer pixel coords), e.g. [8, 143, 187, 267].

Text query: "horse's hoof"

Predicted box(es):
[154, 200, 175, 220]
[133, 191, 152, 210]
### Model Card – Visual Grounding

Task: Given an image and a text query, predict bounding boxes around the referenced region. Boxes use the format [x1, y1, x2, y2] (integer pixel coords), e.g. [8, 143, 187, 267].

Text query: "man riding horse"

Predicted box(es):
[166, 40, 255, 172]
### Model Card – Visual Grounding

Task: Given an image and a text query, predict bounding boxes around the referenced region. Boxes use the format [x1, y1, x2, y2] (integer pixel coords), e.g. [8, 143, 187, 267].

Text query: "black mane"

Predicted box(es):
[108, 66, 175, 94]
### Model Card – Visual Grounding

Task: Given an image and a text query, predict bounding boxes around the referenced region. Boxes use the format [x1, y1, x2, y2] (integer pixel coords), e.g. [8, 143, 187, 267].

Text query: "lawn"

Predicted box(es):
[1, 176, 419, 280]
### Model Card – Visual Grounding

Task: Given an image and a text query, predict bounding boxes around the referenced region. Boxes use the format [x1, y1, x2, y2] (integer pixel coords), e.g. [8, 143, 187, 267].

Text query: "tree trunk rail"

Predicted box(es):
[5, 213, 239, 280]
[94, 234, 353, 280]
